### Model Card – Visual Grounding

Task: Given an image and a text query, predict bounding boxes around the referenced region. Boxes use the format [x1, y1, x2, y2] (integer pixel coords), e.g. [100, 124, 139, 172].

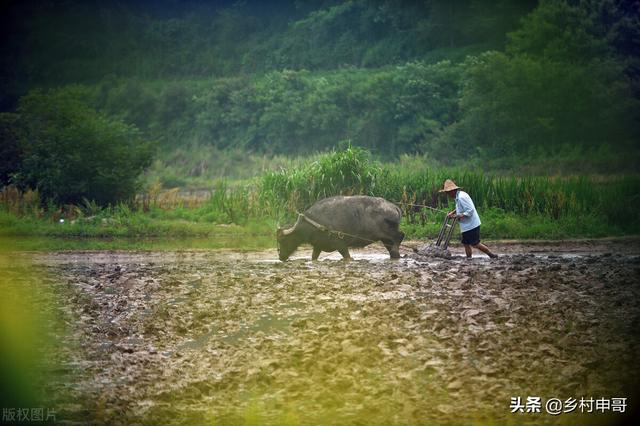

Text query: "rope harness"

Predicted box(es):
[277, 201, 453, 257]
[286, 201, 450, 245]
[295, 212, 379, 244]
[392, 201, 450, 214]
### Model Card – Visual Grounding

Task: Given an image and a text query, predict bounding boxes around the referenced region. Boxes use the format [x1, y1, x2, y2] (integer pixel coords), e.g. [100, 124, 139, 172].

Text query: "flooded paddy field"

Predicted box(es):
[8, 240, 640, 425]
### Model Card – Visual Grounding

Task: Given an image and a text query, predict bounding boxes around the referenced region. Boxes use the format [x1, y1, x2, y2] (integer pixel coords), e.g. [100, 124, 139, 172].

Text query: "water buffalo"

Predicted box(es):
[276, 195, 404, 261]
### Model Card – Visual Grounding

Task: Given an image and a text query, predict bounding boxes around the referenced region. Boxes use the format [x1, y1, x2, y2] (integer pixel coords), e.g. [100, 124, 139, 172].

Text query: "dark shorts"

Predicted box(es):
[461, 226, 481, 246]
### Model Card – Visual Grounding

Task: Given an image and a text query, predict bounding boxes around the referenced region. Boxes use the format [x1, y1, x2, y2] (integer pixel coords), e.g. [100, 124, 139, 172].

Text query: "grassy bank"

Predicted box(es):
[0, 210, 276, 251]
[2, 149, 639, 251]
[3, 209, 627, 252]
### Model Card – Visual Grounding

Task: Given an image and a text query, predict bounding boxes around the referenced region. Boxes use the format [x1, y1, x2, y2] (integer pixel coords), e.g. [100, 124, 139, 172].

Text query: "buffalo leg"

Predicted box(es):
[338, 247, 352, 260]
[383, 240, 401, 259]
[312, 247, 321, 260]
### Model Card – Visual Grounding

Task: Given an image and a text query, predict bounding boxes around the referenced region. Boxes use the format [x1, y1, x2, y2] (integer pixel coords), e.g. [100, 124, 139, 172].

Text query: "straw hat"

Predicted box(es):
[438, 179, 462, 193]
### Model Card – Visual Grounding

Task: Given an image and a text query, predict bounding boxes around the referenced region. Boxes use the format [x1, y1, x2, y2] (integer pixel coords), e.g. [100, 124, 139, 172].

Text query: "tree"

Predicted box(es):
[0, 113, 22, 186]
[436, 0, 639, 164]
[14, 88, 154, 205]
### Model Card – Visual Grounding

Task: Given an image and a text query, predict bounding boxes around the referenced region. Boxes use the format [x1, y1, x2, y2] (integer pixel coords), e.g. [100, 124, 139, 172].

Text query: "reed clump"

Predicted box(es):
[0, 185, 42, 217]
[259, 149, 639, 234]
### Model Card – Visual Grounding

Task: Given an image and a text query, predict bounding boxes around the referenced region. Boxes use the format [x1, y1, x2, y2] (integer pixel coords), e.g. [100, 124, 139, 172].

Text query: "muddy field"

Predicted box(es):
[7, 240, 640, 425]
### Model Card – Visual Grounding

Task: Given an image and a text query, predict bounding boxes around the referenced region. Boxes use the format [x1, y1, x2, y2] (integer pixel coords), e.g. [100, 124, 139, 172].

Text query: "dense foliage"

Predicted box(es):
[1, 0, 534, 96]
[85, 62, 463, 157]
[1, 0, 639, 204]
[438, 0, 640, 163]
[10, 89, 153, 205]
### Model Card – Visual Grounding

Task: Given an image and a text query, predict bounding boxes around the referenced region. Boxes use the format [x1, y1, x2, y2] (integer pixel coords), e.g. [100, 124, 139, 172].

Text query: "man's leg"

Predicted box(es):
[464, 244, 472, 258]
[472, 243, 498, 258]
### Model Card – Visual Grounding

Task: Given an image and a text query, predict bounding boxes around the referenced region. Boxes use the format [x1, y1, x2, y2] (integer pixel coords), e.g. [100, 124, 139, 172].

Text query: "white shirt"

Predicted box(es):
[455, 190, 481, 232]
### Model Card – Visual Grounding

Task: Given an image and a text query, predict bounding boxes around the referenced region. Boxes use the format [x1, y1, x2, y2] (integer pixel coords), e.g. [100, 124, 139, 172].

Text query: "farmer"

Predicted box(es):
[439, 179, 498, 259]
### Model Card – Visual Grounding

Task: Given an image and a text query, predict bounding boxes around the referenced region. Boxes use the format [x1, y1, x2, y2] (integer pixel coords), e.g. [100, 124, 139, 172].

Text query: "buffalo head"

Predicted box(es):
[276, 215, 303, 261]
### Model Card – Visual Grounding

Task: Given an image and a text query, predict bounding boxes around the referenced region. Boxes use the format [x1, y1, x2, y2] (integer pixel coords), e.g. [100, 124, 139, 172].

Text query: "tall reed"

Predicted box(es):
[259, 149, 639, 232]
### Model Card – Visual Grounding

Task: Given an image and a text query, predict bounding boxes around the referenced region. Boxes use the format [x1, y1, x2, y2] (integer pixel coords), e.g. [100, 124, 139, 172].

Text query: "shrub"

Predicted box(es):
[13, 88, 154, 205]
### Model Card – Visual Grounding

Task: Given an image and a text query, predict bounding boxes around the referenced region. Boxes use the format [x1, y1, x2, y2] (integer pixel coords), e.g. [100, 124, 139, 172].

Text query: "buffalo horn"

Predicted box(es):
[281, 214, 303, 236]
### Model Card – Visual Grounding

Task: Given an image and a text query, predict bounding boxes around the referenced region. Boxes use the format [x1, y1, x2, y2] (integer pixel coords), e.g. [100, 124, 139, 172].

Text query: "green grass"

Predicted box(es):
[0, 210, 276, 251]
[401, 208, 623, 241]
[1, 208, 634, 252]
[1, 236, 275, 252]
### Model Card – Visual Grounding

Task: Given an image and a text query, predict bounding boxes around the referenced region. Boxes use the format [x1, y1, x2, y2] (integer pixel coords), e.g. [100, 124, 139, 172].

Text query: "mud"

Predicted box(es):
[11, 240, 640, 425]
[411, 243, 453, 259]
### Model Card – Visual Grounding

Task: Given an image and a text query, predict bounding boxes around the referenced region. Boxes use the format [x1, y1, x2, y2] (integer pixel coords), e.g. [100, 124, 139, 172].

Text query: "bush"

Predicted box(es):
[14, 88, 154, 205]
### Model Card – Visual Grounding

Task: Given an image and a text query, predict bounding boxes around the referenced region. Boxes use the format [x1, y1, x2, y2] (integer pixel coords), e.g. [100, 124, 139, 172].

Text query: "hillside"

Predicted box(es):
[1, 1, 535, 93]
[1, 0, 639, 181]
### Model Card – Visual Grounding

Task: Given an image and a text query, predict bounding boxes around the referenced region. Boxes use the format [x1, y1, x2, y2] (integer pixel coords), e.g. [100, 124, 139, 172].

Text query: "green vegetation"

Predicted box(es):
[262, 148, 639, 237]
[2, 148, 638, 250]
[2, 1, 638, 173]
[2, 4, 638, 425]
[440, 1, 639, 165]
[11, 88, 153, 205]
[1, 1, 535, 91]
[0, 1, 638, 248]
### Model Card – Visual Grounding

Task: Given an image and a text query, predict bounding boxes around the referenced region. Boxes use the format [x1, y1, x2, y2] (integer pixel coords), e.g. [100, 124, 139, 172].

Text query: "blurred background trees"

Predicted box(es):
[0, 0, 638, 204]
